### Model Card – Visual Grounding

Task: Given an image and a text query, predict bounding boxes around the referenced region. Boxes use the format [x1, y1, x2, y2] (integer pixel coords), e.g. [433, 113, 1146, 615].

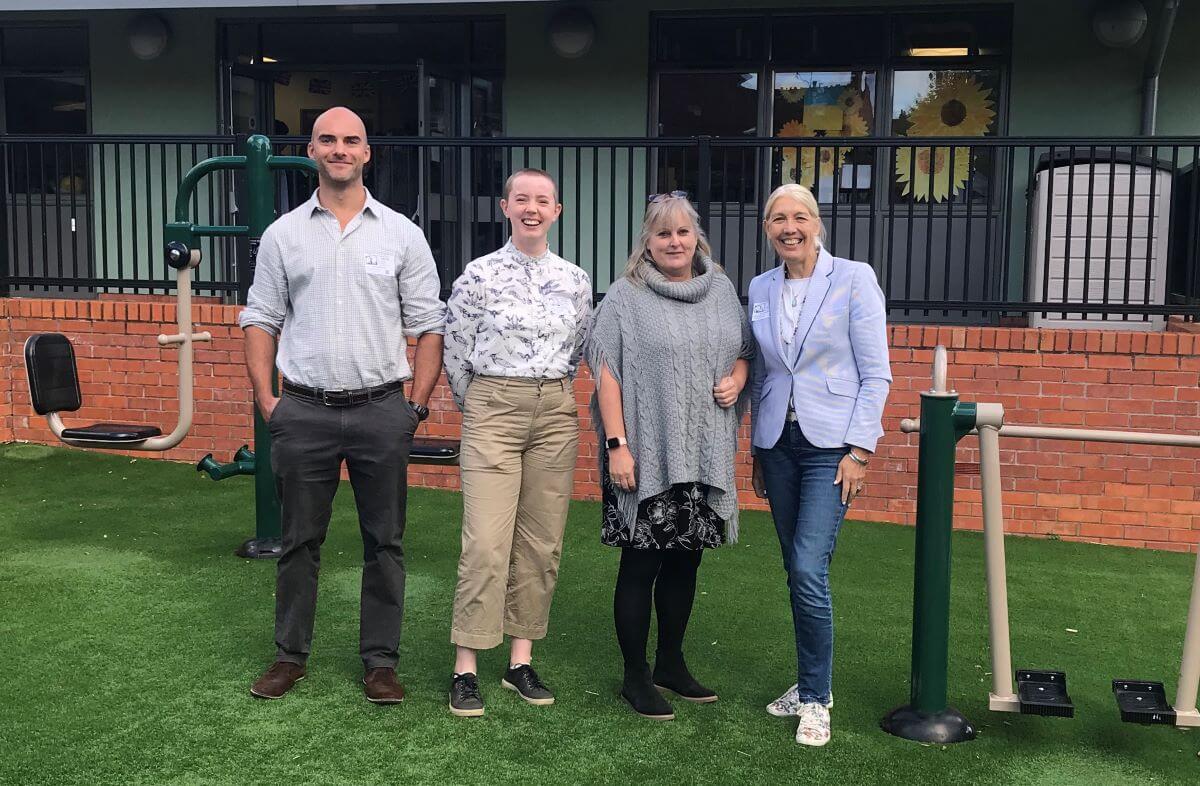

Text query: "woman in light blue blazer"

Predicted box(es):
[747, 183, 891, 747]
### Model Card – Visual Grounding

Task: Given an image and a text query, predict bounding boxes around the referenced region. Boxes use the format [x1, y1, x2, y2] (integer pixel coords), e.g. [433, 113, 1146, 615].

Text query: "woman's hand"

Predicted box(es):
[608, 446, 637, 492]
[752, 456, 767, 498]
[834, 451, 869, 505]
[713, 375, 744, 408]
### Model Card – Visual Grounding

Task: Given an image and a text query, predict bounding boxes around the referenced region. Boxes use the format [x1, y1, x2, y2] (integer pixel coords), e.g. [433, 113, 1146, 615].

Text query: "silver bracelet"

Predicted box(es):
[847, 450, 869, 466]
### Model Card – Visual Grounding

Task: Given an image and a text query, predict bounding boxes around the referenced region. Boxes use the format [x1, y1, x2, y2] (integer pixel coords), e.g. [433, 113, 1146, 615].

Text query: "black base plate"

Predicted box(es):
[880, 704, 977, 743]
[236, 537, 282, 560]
[1112, 680, 1176, 725]
[1017, 670, 1075, 718]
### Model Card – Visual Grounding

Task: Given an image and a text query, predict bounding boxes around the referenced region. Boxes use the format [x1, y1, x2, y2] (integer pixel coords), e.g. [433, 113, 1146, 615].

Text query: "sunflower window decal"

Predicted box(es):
[894, 72, 996, 203]
[775, 74, 874, 191]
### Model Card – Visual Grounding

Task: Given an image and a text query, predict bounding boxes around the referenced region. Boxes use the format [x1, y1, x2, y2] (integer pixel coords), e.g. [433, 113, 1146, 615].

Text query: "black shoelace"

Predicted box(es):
[513, 666, 547, 694]
[454, 674, 481, 702]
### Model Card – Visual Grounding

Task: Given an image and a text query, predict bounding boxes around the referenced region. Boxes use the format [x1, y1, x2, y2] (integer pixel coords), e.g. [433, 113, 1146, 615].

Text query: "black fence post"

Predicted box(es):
[0, 141, 9, 298]
[696, 135, 712, 233]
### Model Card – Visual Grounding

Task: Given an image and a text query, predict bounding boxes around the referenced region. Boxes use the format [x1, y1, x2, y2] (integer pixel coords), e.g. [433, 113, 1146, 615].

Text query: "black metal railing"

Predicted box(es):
[3, 133, 1199, 326]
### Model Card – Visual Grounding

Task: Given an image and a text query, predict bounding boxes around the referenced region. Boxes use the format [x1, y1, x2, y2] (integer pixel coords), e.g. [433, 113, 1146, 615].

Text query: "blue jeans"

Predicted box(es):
[758, 422, 849, 704]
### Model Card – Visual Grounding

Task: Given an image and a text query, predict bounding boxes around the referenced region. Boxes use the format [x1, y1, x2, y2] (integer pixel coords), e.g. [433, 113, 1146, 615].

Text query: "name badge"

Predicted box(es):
[363, 253, 394, 277]
[751, 302, 770, 322]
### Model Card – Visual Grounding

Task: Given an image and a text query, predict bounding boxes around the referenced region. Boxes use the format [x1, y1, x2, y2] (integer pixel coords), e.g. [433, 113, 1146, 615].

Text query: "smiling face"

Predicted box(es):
[501, 172, 562, 249]
[307, 107, 370, 187]
[765, 194, 821, 267]
[647, 206, 699, 281]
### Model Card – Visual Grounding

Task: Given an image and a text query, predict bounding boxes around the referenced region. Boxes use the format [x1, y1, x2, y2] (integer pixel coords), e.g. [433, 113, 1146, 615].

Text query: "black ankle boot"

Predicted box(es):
[621, 665, 675, 720]
[653, 653, 718, 703]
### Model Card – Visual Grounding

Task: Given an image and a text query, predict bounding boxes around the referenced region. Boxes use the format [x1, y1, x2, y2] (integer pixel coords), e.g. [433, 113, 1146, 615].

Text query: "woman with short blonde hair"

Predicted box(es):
[748, 183, 891, 746]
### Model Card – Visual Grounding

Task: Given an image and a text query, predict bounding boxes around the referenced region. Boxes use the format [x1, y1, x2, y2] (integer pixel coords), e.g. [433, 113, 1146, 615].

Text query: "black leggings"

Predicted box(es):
[613, 547, 704, 670]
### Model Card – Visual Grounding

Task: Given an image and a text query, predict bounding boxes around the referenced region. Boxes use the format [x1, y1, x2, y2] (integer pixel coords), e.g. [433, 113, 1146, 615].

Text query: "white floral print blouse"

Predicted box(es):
[443, 240, 593, 408]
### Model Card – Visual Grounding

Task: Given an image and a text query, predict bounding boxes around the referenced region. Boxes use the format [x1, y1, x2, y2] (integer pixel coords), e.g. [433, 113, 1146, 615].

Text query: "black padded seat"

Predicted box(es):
[25, 333, 82, 415]
[60, 424, 163, 443]
[409, 437, 461, 465]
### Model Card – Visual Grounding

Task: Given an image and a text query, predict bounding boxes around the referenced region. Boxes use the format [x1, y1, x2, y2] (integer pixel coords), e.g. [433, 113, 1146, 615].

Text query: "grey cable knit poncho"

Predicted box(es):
[586, 258, 754, 544]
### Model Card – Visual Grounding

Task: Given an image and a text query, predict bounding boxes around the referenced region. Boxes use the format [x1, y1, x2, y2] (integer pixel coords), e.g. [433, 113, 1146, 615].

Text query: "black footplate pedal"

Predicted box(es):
[1016, 670, 1075, 717]
[1112, 680, 1176, 725]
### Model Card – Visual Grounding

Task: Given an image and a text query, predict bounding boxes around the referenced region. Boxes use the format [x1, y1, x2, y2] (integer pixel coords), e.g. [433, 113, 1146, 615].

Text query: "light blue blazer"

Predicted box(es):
[748, 247, 892, 453]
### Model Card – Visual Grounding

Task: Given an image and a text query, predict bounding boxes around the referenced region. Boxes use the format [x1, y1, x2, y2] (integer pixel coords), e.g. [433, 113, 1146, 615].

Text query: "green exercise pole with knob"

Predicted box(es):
[881, 346, 980, 744]
[168, 134, 316, 559]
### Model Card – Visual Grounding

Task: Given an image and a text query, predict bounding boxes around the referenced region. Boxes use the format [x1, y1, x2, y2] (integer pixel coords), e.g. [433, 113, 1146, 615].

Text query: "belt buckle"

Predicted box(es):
[320, 389, 346, 407]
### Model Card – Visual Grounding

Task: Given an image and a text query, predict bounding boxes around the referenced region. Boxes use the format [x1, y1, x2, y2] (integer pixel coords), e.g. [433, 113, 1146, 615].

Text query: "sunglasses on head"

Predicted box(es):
[647, 190, 690, 204]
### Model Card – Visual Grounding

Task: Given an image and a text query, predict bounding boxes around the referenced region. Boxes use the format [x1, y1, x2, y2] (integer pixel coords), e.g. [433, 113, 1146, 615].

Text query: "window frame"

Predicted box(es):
[0, 22, 91, 135]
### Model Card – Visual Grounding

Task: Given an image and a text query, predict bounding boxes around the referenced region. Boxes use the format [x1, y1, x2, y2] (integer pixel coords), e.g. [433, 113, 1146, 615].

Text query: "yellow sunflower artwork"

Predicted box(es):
[895, 73, 995, 202]
[778, 120, 852, 188]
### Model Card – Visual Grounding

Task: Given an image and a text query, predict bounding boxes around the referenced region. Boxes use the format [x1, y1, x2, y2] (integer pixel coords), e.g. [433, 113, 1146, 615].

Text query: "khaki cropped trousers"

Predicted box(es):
[451, 376, 579, 650]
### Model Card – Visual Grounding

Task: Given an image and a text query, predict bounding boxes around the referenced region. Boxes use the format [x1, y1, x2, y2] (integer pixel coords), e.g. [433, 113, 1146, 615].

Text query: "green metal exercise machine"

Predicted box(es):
[171, 135, 317, 559]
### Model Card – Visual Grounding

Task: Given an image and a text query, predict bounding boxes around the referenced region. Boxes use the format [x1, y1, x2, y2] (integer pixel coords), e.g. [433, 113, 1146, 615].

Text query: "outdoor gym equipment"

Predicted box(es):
[883, 346, 1200, 743]
[24, 230, 210, 451]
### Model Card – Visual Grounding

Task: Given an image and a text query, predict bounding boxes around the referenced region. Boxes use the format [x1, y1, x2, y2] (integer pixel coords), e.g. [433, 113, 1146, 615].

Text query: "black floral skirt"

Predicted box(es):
[600, 453, 726, 550]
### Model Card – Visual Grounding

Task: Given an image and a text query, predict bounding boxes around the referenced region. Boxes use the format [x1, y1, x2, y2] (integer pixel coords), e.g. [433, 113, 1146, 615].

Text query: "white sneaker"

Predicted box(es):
[795, 702, 831, 747]
[767, 684, 833, 717]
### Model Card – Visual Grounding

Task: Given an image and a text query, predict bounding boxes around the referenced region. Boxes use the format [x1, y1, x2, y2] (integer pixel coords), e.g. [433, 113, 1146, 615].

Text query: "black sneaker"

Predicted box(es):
[502, 664, 555, 706]
[449, 673, 484, 717]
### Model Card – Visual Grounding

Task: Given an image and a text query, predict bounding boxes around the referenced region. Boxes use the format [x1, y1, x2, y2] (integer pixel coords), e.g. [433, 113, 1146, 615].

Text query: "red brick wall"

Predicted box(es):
[4, 298, 1200, 553]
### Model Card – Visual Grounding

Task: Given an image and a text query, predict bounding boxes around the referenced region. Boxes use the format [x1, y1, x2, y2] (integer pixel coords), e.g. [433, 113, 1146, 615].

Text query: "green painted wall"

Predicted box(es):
[87, 10, 218, 135]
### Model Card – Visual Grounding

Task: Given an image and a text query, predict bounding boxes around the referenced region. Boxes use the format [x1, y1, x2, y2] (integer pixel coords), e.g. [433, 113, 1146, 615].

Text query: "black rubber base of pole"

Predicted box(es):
[235, 537, 282, 560]
[880, 704, 977, 743]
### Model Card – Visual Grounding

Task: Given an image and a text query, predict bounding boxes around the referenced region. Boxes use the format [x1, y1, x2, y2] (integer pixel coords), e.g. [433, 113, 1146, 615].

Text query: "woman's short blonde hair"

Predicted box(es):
[622, 195, 717, 284]
[762, 183, 826, 246]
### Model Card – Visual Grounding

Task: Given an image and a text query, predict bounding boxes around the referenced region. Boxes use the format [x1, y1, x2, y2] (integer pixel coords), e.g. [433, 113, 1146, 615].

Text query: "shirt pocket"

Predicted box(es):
[826, 376, 860, 398]
[353, 252, 399, 297]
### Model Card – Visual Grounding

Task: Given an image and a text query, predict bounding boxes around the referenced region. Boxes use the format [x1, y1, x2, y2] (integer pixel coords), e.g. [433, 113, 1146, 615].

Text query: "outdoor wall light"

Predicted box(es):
[1092, 0, 1148, 48]
[548, 7, 595, 59]
[127, 13, 171, 61]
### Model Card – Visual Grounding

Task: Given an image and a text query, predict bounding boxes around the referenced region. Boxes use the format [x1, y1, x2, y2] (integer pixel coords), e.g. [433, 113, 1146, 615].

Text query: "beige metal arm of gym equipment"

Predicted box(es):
[46, 251, 211, 451]
[900, 349, 1200, 727]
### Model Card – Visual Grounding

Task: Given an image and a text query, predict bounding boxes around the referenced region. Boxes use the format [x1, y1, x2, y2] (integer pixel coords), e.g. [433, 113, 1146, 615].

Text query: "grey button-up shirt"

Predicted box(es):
[238, 189, 446, 390]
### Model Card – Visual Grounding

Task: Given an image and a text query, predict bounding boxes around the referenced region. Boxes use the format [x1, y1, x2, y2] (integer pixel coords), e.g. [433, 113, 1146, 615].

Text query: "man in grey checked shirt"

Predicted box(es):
[239, 107, 446, 704]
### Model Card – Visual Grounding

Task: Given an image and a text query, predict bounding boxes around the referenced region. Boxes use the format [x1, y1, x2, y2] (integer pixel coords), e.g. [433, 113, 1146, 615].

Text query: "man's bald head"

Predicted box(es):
[310, 106, 368, 145]
[307, 106, 371, 189]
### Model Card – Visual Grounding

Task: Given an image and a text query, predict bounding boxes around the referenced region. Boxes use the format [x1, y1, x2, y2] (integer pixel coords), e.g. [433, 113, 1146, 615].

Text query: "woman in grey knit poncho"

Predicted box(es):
[585, 194, 754, 721]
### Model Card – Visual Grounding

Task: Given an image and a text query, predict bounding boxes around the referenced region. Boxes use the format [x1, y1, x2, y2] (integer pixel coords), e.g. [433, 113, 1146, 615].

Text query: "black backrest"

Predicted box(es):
[24, 333, 82, 415]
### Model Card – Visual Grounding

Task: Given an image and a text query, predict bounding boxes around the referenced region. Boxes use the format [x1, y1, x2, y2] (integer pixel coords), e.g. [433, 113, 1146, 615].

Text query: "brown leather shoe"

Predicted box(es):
[363, 667, 406, 704]
[250, 661, 306, 699]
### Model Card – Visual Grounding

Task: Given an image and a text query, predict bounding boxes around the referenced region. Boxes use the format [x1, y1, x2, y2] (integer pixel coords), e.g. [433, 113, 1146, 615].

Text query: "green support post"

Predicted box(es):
[882, 347, 980, 744]
[169, 134, 315, 559]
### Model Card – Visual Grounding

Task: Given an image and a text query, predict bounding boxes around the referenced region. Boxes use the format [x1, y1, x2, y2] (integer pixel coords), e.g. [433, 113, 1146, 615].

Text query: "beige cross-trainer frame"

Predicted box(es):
[902, 346, 1200, 728]
[43, 248, 210, 451]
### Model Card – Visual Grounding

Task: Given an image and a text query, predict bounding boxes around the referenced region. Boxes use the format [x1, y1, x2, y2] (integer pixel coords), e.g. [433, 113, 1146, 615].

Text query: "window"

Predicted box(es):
[773, 70, 876, 203]
[0, 25, 89, 195]
[890, 68, 1000, 204]
[650, 9, 1010, 208]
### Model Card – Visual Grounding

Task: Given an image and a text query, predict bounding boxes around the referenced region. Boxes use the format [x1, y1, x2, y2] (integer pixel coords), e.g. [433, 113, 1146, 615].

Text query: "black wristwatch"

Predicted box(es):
[408, 399, 430, 422]
[606, 436, 628, 450]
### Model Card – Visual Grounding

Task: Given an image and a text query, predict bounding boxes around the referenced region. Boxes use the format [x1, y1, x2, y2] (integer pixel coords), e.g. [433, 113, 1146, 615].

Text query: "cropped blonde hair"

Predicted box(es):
[623, 196, 717, 284]
[762, 183, 827, 247]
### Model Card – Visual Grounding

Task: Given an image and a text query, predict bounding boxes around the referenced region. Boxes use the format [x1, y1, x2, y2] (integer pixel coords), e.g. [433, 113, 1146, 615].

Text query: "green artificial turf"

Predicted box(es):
[1, 442, 1197, 785]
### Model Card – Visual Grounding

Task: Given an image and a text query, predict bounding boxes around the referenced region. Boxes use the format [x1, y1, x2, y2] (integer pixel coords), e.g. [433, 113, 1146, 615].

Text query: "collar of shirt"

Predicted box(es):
[503, 239, 552, 266]
[304, 187, 382, 222]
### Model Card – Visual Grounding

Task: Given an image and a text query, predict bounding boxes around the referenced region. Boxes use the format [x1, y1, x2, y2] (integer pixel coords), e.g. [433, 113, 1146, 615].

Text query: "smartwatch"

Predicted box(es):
[408, 400, 430, 422]
[606, 436, 628, 450]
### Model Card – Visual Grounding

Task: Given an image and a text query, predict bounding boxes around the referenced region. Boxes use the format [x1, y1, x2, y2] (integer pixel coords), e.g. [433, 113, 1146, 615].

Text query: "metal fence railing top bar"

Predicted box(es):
[3, 134, 1200, 327]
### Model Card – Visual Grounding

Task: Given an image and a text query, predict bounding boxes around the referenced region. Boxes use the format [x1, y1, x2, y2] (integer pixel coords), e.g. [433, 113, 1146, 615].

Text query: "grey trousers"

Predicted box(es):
[268, 389, 418, 669]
